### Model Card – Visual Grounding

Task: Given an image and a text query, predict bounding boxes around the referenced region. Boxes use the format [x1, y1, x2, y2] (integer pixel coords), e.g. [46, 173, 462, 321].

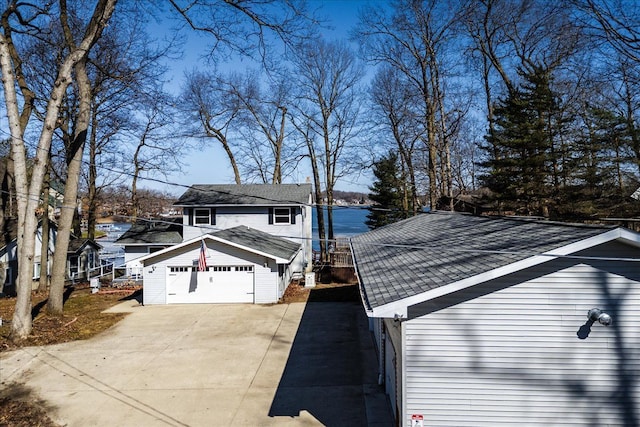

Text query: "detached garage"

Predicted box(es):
[351, 212, 640, 427]
[138, 226, 301, 305]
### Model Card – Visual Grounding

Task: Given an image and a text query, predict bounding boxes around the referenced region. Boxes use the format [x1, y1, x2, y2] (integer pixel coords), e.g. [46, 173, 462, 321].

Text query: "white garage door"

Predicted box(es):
[166, 265, 255, 304]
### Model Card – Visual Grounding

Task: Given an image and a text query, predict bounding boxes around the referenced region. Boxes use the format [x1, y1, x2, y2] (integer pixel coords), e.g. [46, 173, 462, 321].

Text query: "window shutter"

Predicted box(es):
[291, 207, 296, 224]
[186, 208, 193, 226]
[210, 208, 216, 225]
[268, 208, 274, 224]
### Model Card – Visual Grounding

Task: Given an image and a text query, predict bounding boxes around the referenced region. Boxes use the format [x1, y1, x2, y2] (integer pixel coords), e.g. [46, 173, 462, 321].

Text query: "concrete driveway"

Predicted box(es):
[0, 295, 392, 426]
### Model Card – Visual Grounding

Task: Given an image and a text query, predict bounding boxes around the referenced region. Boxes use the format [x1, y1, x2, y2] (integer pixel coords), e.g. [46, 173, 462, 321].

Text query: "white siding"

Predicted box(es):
[143, 240, 283, 304]
[182, 206, 307, 247]
[124, 246, 148, 264]
[254, 259, 278, 303]
[402, 260, 640, 426]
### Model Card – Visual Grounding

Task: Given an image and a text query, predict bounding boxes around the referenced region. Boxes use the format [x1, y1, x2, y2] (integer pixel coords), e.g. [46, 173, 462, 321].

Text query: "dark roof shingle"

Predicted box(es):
[174, 184, 311, 206]
[212, 226, 300, 260]
[115, 218, 183, 245]
[350, 212, 614, 310]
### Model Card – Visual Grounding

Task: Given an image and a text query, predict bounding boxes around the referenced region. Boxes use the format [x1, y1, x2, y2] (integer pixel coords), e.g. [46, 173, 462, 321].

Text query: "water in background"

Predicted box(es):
[97, 222, 130, 266]
[312, 206, 369, 250]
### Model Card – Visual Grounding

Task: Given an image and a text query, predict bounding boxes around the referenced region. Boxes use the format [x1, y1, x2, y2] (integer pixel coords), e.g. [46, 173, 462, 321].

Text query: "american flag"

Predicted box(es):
[198, 240, 208, 272]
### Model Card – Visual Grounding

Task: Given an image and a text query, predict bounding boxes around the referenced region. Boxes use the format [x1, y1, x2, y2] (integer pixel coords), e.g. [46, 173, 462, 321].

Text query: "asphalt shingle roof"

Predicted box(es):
[174, 184, 312, 206]
[350, 211, 614, 310]
[212, 226, 301, 260]
[68, 238, 101, 253]
[115, 219, 183, 245]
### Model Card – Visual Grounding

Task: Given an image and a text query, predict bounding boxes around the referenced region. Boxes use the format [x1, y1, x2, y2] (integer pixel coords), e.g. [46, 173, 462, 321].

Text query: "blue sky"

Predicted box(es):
[145, 0, 374, 196]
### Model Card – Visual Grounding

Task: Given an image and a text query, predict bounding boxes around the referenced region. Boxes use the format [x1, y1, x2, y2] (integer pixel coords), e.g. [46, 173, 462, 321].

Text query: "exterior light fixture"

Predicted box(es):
[588, 308, 613, 326]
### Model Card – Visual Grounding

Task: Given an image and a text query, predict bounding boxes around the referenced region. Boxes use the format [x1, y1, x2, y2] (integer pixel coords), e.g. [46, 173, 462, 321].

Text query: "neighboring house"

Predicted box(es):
[117, 184, 313, 305]
[350, 212, 640, 427]
[66, 238, 102, 282]
[0, 219, 101, 294]
[175, 183, 313, 275]
[114, 218, 183, 278]
[136, 226, 301, 304]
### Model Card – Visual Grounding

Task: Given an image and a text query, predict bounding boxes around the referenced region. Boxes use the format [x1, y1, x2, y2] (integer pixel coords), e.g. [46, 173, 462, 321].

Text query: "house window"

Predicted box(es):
[194, 208, 213, 225]
[235, 266, 253, 272]
[170, 266, 190, 272]
[213, 266, 232, 272]
[269, 207, 296, 225]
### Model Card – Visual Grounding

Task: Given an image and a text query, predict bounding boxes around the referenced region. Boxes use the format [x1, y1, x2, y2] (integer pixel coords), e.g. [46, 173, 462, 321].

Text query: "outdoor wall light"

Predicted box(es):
[588, 308, 613, 326]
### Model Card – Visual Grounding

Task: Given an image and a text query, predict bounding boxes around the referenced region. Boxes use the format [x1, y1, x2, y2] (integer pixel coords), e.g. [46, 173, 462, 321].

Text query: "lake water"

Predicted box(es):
[97, 208, 371, 260]
[312, 206, 370, 250]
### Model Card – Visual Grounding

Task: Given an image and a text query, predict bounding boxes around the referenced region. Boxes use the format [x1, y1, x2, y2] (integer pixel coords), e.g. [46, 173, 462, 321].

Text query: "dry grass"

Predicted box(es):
[0, 285, 138, 426]
[0, 285, 137, 351]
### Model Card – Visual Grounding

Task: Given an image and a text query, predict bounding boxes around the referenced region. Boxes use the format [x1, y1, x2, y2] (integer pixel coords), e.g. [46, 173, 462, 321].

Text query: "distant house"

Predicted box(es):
[115, 218, 183, 278]
[118, 184, 313, 305]
[351, 212, 640, 426]
[66, 238, 102, 282]
[0, 219, 101, 295]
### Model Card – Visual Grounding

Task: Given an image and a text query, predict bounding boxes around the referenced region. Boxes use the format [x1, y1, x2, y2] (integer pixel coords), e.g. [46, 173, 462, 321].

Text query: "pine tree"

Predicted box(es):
[366, 151, 407, 229]
[480, 65, 564, 217]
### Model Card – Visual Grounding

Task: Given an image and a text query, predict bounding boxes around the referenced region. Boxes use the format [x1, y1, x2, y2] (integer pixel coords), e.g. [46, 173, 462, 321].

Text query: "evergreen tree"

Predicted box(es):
[480, 65, 565, 217]
[366, 151, 407, 229]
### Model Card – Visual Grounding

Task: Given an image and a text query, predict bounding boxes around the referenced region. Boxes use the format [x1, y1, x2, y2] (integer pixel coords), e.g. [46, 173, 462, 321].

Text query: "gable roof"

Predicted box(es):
[174, 184, 312, 207]
[136, 226, 301, 265]
[114, 218, 183, 246]
[350, 211, 640, 319]
[213, 226, 301, 261]
[68, 238, 102, 254]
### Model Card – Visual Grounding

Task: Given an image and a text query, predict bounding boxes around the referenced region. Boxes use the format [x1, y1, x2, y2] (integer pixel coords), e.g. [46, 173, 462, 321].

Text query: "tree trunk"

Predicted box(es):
[48, 58, 92, 315]
[308, 146, 326, 262]
[3, 0, 116, 340]
[87, 111, 99, 240]
[37, 163, 51, 293]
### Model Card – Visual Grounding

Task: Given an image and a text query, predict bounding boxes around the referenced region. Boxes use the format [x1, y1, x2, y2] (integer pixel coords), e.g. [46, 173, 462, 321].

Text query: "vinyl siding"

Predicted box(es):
[402, 255, 640, 426]
[254, 259, 278, 303]
[143, 240, 282, 304]
[182, 206, 306, 246]
[124, 246, 149, 264]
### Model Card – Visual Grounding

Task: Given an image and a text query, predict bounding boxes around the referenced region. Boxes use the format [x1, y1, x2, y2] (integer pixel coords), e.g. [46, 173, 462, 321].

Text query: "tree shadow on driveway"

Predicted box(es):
[269, 284, 392, 426]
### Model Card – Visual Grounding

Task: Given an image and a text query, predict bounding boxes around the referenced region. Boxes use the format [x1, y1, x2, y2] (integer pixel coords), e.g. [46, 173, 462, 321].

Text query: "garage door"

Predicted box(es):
[166, 265, 255, 304]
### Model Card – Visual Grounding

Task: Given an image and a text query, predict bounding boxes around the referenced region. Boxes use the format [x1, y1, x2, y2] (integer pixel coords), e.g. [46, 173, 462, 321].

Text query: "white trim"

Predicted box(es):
[368, 228, 640, 319]
[136, 233, 300, 265]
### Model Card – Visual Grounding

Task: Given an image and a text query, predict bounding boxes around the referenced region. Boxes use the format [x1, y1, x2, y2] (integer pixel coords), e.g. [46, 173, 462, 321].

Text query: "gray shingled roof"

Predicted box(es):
[212, 226, 301, 260]
[115, 219, 183, 245]
[350, 212, 614, 310]
[68, 238, 101, 254]
[174, 184, 312, 206]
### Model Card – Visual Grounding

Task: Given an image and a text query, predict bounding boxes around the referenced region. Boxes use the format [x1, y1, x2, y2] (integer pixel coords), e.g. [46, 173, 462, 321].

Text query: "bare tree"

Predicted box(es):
[131, 93, 181, 220]
[290, 38, 363, 259]
[0, 0, 116, 339]
[182, 70, 243, 184]
[167, 0, 315, 62]
[356, 0, 459, 209]
[369, 66, 422, 214]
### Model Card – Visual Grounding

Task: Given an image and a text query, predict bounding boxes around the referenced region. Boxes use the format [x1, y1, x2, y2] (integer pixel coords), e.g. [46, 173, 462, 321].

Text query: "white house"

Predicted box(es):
[116, 184, 313, 279]
[115, 218, 183, 278]
[175, 183, 313, 275]
[121, 184, 313, 305]
[137, 226, 301, 304]
[350, 212, 640, 427]
[0, 220, 101, 294]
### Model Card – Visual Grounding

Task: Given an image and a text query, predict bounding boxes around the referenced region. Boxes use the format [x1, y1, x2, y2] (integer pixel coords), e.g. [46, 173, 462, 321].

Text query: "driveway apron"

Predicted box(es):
[0, 293, 392, 426]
